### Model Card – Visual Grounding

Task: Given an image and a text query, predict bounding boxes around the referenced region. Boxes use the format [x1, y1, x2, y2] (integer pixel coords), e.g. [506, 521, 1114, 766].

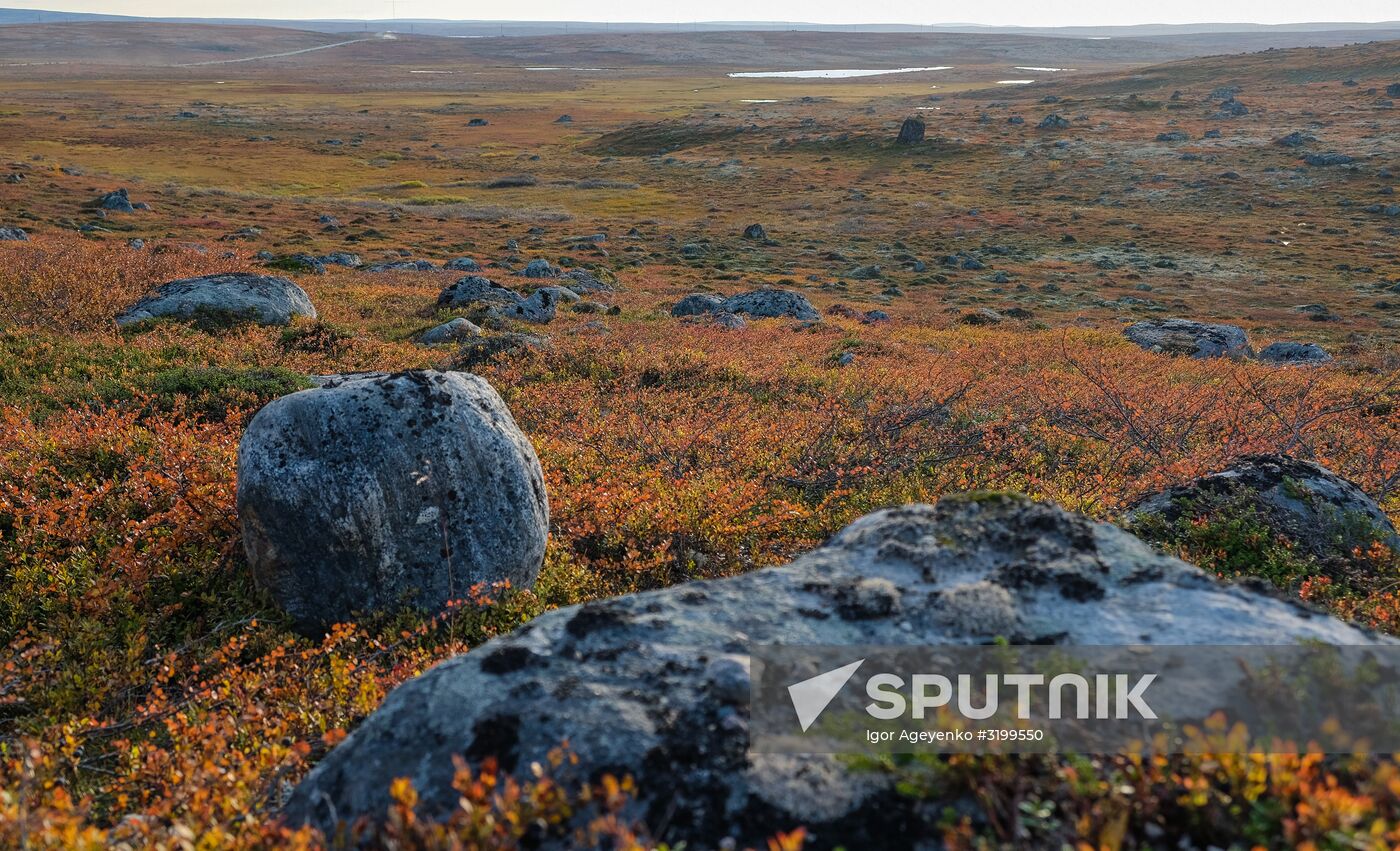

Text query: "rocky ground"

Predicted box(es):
[0, 24, 1397, 850]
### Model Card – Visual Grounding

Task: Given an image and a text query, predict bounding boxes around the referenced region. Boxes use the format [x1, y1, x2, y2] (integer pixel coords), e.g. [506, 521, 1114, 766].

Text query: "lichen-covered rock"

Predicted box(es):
[236, 371, 548, 635]
[521, 258, 559, 278]
[560, 268, 612, 293]
[318, 252, 361, 268]
[420, 317, 482, 345]
[959, 308, 1004, 326]
[1257, 341, 1331, 365]
[436, 276, 523, 308]
[720, 288, 819, 321]
[742, 223, 768, 240]
[95, 188, 138, 212]
[116, 273, 316, 327]
[1126, 454, 1398, 568]
[364, 260, 437, 272]
[0, 227, 28, 241]
[1124, 318, 1252, 359]
[495, 287, 562, 323]
[1304, 152, 1354, 167]
[671, 293, 724, 317]
[443, 257, 481, 272]
[284, 494, 1385, 846]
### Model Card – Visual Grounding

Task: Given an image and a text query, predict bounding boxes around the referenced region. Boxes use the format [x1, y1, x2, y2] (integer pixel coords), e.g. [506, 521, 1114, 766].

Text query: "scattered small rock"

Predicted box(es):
[421, 317, 483, 345]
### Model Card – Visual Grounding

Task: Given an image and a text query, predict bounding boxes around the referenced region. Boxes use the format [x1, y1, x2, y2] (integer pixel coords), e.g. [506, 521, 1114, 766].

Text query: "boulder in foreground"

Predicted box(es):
[285, 494, 1384, 846]
[236, 370, 548, 634]
[116, 272, 316, 327]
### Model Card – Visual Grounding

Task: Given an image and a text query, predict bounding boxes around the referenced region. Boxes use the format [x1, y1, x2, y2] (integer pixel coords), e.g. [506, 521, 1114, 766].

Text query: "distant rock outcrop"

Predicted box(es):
[94, 188, 143, 212]
[116, 273, 316, 327]
[1257, 341, 1331, 365]
[236, 371, 548, 635]
[719, 288, 819, 321]
[1304, 152, 1354, 167]
[0, 227, 27, 241]
[1038, 113, 1070, 129]
[670, 293, 724, 317]
[1124, 318, 1252, 359]
[420, 317, 482, 345]
[437, 276, 523, 308]
[443, 257, 481, 272]
[1275, 131, 1316, 148]
[364, 260, 438, 272]
[895, 116, 925, 144]
[521, 259, 559, 278]
[285, 494, 1389, 846]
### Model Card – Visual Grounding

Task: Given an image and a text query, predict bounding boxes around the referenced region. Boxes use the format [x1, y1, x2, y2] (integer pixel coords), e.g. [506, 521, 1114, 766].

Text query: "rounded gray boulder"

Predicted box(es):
[116, 272, 316, 327]
[720, 288, 820, 321]
[1257, 341, 1331, 365]
[1126, 454, 1398, 570]
[1124, 318, 1252, 358]
[236, 370, 548, 634]
[437, 275, 523, 308]
[671, 293, 724, 317]
[420, 317, 482, 345]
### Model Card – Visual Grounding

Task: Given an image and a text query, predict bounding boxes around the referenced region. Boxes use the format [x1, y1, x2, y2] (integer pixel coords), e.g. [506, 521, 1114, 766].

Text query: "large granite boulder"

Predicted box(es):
[236, 371, 548, 634]
[285, 494, 1385, 846]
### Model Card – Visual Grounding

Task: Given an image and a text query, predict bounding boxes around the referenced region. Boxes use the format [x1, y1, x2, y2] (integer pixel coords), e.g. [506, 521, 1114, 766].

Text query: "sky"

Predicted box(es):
[3, 0, 1398, 25]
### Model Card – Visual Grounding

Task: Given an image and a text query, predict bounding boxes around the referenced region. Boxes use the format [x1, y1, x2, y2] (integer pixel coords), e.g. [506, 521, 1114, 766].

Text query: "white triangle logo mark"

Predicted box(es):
[788, 659, 864, 732]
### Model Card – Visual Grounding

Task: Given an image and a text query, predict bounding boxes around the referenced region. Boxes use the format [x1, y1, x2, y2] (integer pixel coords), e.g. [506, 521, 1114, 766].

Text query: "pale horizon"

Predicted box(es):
[2, 0, 1399, 27]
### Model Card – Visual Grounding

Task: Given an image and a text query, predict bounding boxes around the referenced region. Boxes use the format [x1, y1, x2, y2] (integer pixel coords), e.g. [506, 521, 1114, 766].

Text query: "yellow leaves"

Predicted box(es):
[389, 776, 418, 808]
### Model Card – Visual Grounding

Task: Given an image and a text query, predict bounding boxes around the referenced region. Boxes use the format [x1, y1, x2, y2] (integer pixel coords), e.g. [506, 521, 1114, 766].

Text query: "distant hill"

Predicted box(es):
[1054, 37, 1400, 96]
[1, 8, 1399, 43]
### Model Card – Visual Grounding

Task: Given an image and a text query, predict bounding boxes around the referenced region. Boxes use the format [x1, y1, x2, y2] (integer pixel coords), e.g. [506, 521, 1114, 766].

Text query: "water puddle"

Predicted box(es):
[1014, 66, 1073, 72]
[997, 80, 1036, 85]
[525, 67, 606, 71]
[727, 66, 952, 79]
[739, 99, 779, 103]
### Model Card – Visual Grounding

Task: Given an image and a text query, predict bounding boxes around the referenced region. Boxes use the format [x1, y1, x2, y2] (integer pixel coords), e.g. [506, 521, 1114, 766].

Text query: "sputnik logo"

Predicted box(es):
[788, 659, 864, 732]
